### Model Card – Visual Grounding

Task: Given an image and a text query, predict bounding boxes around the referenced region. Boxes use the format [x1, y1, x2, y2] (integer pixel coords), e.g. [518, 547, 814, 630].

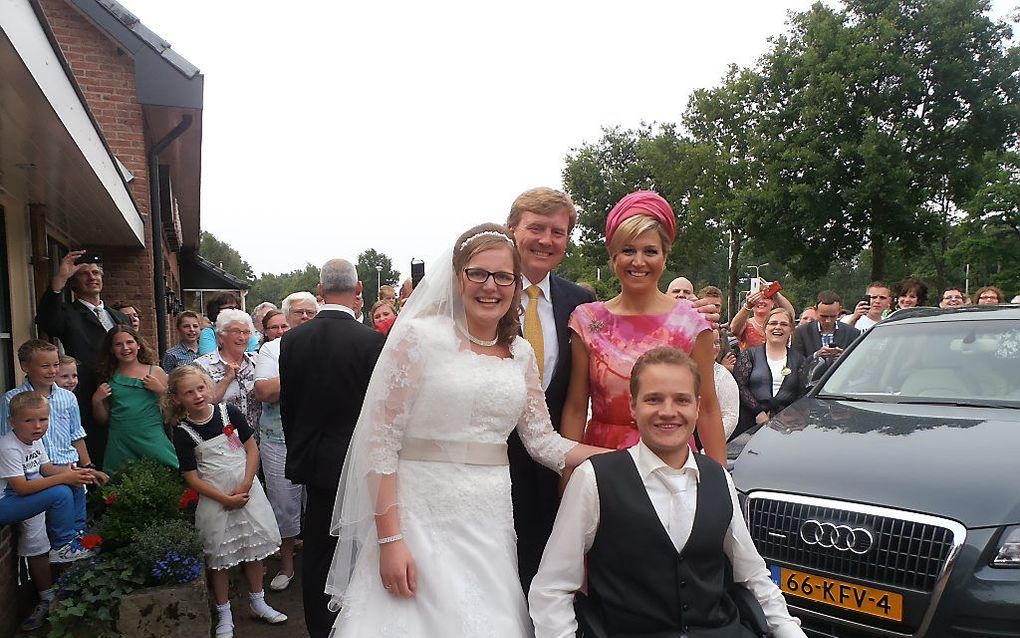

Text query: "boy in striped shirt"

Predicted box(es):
[1, 341, 110, 526]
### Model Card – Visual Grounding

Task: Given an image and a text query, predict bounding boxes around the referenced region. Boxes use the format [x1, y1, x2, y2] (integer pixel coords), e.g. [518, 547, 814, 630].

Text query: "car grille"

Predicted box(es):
[747, 494, 958, 592]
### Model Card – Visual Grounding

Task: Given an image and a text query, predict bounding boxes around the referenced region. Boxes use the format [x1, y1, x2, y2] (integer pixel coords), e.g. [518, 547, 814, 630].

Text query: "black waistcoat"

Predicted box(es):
[587, 450, 751, 638]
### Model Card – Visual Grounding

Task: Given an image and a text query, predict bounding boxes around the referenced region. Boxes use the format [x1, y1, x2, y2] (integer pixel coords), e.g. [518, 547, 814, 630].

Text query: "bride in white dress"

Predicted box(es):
[326, 223, 606, 637]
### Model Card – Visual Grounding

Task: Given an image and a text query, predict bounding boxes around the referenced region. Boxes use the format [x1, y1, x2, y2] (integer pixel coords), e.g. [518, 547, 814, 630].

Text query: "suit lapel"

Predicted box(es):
[548, 276, 572, 380]
[74, 300, 103, 328]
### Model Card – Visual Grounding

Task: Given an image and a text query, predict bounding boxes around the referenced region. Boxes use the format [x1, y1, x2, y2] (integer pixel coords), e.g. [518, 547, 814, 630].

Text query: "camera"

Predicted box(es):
[411, 259, 425, 289]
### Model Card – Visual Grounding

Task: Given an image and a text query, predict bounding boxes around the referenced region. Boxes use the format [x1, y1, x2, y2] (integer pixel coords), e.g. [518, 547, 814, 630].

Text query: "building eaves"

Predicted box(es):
[190, 254, 251, 290]
[91, 0, 199, 79]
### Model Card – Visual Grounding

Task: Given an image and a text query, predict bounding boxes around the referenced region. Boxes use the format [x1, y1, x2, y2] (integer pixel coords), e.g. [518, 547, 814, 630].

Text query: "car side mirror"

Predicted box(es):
[805, 357, 833, 391]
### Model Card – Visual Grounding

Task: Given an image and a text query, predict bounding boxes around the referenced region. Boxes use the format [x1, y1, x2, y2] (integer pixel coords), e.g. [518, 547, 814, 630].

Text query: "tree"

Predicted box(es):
[247, 264, 319, 308]
[198, 231, 254, 282]
[753, 0, 1019, 282]
[356, 249, 400, 303]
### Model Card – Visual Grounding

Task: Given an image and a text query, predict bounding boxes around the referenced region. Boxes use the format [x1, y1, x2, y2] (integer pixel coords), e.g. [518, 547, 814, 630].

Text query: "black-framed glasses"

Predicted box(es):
[464, 268, 517, 287]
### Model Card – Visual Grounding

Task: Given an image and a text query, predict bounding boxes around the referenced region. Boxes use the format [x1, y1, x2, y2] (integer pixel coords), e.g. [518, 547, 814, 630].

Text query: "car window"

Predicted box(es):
[820, 319, 1020, 406]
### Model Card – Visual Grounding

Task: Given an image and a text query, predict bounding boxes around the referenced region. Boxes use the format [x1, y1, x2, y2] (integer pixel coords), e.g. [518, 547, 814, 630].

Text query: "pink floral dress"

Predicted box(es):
[569, 300, 711, 449]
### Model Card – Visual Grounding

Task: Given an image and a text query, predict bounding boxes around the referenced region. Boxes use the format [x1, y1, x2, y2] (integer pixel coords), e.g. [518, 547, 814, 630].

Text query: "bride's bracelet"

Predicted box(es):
[377, 533, 404, 545]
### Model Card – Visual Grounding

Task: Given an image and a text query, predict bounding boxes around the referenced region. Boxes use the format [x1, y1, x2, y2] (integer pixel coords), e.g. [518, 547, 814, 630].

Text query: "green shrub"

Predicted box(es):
[121, 518, 204, 586]
[48, 553, 145, 638]
[94, 458, 185, 549]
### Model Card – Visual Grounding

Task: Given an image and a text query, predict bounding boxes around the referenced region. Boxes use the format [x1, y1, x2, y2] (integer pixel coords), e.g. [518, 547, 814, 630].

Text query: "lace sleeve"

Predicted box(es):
[363, 325, 423, 475]
[515, 339, 576, 474]
[733, 349, 762, 415]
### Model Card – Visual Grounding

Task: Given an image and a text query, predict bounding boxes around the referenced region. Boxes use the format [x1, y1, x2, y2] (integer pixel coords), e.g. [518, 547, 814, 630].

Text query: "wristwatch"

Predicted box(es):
[79, 463, 97, 470]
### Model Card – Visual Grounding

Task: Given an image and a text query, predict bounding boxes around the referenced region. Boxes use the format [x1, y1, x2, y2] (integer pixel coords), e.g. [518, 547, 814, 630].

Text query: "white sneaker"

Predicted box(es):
[269, 572, 293, 591]
[49, 539, 94, 564]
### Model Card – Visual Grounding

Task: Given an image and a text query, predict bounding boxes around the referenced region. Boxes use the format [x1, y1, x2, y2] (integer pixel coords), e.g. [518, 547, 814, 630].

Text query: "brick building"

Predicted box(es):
[0, 0, 203, 632]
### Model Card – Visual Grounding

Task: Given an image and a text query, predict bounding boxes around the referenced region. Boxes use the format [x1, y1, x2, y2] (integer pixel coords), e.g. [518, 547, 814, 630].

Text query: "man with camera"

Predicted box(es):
[35, 250, 131, 468]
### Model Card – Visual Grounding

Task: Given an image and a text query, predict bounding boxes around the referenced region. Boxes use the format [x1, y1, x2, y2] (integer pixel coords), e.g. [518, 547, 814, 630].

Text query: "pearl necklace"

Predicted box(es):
[461, 328, 498, 347]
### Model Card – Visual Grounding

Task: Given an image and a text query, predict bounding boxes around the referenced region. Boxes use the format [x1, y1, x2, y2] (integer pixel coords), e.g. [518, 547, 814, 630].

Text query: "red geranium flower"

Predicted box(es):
[81, 534, 103, 550]
[223, 425, 235, 438]
[104, 493, 117, 506]
[178, 488, 200, 511]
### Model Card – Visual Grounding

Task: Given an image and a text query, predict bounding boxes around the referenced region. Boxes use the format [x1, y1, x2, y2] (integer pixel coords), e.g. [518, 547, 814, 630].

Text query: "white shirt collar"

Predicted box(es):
[78, 299, 104, 312]
[521, 273, 552, 301]
[319, 303, 355, 318]
[633, 440, 701, 483]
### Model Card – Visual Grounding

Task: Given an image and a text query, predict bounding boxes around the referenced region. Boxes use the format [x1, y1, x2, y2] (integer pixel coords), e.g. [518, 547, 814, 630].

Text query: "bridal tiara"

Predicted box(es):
[460, 231, 515, 251]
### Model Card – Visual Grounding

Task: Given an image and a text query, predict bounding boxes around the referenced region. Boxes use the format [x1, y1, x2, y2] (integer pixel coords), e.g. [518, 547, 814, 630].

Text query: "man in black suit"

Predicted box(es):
[279, 258, 385, 638]
[791, 290, 860, 367]
[505, 188, 595, 593]
[35, 250, 130, 468]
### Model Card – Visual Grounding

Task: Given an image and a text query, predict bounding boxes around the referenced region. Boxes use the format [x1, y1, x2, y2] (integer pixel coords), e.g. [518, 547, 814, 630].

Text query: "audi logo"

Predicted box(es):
[799, 520, 874, 555]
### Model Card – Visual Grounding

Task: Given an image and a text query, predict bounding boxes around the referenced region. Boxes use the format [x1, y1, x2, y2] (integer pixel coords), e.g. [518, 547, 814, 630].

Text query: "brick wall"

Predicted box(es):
[37, 0, 173, 349]
[0, 526, 19, 637]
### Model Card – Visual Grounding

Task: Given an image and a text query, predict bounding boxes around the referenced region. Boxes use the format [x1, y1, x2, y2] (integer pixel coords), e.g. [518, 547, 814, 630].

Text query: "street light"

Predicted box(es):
[375, 264, 383, 301]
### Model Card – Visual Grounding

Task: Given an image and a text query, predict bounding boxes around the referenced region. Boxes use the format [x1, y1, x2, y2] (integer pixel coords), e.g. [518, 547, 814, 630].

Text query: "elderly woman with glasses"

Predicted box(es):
[198, 292, 259, 355]
[194, 309, 262, 429]
[733, 308, 807, 430]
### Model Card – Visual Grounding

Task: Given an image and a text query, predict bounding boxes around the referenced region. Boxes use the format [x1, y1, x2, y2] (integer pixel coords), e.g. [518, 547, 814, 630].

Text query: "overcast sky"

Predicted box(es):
[124, 0, 1016, 282]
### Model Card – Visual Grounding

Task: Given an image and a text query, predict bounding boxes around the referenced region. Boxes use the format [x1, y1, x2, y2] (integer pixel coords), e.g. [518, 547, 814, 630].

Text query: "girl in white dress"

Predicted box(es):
[164, 366, 287, 638]
[326, 223, 608, 637]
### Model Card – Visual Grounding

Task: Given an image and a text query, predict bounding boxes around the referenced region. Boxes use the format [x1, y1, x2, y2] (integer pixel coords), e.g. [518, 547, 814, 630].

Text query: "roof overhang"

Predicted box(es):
[181, 253, 250, 291]
[65, 0, 205, 251]
[0, 0, 144, 246]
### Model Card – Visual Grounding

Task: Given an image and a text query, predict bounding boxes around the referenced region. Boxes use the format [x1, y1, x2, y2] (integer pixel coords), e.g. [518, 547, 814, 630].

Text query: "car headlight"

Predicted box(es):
[992, 525, 1020, 567]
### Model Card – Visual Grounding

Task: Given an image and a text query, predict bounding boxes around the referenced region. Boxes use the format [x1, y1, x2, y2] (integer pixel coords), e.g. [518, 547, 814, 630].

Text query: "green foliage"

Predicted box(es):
[561, 0, 1020, 314]
[48, 553, 145, 638]
[121, 519, 204, 587]
[247, 263, 320, 308]
[198, 231, 254, 282]
[94, 458, 186, 549]
[356, 248, 401, 303]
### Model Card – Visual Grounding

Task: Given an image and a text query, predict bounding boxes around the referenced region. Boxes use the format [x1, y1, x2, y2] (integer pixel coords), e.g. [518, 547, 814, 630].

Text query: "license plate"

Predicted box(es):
[770, 566, 903, 622]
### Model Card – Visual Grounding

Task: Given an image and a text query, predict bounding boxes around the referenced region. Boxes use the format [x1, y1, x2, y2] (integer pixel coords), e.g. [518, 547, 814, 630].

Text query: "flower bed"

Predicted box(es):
[47, 459, 205, 638]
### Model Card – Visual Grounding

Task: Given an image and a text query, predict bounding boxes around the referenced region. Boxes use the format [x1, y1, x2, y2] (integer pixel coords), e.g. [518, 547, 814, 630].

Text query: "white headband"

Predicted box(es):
[459, 231, 515, 251]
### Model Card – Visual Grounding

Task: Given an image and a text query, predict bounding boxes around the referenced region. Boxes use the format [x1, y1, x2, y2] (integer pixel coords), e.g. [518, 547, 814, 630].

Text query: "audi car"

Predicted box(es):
[732, 305, 1020, 637]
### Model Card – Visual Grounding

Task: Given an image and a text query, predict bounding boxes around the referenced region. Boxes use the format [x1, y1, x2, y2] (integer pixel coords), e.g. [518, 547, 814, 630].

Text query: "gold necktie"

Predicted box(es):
[524, 285, 544, 379]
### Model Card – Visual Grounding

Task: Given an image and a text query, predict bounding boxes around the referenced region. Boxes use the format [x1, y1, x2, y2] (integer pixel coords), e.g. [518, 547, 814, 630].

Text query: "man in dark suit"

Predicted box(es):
[35, 250, 130, 468]
[506, 188, 595, 593]
[791, 290, 860, 366]
[279, 258, 385, 638]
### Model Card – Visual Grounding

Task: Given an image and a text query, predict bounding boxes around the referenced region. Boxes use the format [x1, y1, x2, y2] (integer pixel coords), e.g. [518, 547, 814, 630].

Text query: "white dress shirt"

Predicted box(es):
[713, 362, 740, 439]
[319, 303, 355, 318]
[520, 274, 558, 391]
[78, 299, 115, 331]
[529, 442, 806, 638]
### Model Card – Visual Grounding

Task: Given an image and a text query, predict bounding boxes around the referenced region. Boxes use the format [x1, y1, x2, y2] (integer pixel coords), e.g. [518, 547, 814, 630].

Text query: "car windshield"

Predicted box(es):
[819, 318, 1020, 407]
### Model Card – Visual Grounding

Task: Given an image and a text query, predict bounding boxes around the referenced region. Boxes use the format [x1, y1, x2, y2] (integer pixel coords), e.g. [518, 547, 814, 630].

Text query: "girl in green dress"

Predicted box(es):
[91, 326, 179, 473]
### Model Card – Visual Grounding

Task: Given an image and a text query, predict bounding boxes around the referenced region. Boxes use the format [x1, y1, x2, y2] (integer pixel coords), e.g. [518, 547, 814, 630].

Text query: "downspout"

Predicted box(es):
[149, 115, 193, 355]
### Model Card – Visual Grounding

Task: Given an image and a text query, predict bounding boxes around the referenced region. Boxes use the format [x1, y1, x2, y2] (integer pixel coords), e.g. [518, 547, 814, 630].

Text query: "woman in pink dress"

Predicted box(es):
[561, 191, 727, 465]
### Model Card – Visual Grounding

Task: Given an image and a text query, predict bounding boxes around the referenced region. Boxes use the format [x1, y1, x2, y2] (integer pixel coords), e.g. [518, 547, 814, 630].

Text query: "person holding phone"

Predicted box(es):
[791, 291, 860, 363]
[729, 278, 796, 351]
[35, 250, 131, 469]
[842, 281, 891, 332]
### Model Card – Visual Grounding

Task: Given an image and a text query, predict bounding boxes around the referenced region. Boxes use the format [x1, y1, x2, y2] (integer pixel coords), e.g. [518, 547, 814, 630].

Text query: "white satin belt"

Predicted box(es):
[398, 437, 509, 466]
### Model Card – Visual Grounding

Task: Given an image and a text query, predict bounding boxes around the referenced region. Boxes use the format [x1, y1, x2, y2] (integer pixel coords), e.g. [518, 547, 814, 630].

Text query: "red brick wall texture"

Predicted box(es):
[37, 0, 163, 348]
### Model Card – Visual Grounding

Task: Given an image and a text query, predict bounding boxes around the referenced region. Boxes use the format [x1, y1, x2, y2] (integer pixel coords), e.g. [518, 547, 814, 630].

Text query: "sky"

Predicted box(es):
[123, 0, 1017, 282]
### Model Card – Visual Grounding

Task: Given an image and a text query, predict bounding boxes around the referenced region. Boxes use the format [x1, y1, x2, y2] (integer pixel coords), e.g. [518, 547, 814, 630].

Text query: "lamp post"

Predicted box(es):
[375, 264, 383, 301]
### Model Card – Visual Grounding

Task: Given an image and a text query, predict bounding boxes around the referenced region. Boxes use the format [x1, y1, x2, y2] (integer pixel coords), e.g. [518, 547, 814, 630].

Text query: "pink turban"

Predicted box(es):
[604, 191, 676, 247]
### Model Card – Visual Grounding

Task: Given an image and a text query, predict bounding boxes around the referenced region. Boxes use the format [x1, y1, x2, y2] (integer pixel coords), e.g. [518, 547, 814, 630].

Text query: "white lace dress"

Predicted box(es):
[332, 322, 574, 637]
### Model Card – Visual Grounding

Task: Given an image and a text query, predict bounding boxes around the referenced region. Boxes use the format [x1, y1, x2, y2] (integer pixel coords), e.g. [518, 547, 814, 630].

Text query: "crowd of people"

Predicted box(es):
[0, 186, 1015, 636]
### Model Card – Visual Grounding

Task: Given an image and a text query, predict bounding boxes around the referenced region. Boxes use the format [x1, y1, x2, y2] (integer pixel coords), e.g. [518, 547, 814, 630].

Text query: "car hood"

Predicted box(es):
[732, 398, 1020, 528]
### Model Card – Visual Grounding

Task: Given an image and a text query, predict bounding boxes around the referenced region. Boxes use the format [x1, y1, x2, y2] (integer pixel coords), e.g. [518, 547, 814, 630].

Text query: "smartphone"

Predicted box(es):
[859, 295, 872, 309]
[750, 277, 761, 295]
[411, 260, 425, 289]
[74, 251, 103, 266]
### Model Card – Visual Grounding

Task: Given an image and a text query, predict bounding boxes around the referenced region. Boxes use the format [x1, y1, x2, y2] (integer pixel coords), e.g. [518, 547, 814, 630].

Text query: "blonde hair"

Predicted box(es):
[162, 365, 216, 426]
[768, 307, 794, 325]
[607, 214, 670, 256]
[507, 187, 578, 232]
[9, 391, 49, 419]
[452, 223, 522, 347]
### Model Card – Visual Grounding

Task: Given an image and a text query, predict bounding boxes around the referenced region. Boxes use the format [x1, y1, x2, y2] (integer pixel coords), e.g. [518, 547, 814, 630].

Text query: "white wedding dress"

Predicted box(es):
[330, 317, 574, 637]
